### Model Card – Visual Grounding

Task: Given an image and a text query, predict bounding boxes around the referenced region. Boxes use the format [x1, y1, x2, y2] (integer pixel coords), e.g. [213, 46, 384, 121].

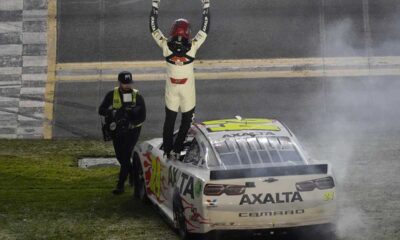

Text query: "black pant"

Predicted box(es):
[112, 127, 141, 189]
[163, 107, 195, 155]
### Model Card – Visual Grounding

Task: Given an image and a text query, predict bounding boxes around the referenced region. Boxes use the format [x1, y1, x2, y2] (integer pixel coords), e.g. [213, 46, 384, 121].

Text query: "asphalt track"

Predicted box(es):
[57, 0, 400, 62]
[52, 0, 400, 239]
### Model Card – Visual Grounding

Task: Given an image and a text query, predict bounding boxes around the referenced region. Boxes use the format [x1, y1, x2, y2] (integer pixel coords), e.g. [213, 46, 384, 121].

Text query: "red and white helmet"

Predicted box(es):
[170, 18, 191, 40]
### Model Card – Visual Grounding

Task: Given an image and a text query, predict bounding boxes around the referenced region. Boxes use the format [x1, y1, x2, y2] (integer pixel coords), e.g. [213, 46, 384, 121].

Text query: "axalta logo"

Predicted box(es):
[150, 16, 156, 30]
[239, 192, 303, 205]
[239, 209, 305, 217]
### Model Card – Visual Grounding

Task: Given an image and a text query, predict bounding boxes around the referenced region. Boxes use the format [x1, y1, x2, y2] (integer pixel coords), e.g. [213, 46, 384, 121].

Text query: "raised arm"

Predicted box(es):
[193, 0, 211, 49]
[149, 0, 167, 48]
[200, 0, 210, 34]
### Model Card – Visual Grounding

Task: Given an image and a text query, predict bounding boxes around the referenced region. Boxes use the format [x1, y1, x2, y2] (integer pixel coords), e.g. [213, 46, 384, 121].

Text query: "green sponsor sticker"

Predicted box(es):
[194, 180, 203, 198]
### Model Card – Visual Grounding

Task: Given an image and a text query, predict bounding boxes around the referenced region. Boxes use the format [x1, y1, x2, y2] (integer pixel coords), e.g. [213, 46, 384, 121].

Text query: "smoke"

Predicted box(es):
[302, 4, 400, 239]
[324, 18, 365, 57]
[335, 207, 369, 239]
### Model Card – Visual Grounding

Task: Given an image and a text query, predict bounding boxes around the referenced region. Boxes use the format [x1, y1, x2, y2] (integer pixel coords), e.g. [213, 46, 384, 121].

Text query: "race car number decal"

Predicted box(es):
[149, 155, 161, 199]
[203, 119, 280, 132]
[143, 152, 167, 203]
[203, 119, 273, 125]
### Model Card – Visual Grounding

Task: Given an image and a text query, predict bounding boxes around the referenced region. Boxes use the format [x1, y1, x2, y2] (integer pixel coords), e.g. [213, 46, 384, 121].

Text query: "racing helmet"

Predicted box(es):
[170, 18, 191, 40]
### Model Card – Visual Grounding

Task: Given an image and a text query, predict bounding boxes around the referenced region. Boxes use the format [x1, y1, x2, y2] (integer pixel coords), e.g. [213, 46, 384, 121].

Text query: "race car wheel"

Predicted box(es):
[298, 223, 336, 240]
[314, 223, 336, 240]
[133, 153, 148, 203]
[173, 192, 210, 240]
[173, 195, 190, 240]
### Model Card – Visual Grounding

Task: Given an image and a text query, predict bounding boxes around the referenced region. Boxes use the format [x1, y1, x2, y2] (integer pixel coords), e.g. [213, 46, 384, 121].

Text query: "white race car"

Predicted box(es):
[132, 118, 337, 239]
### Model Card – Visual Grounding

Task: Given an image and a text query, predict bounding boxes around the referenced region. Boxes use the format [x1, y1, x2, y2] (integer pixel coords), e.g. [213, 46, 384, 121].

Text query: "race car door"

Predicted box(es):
[164, 137, 204, 211]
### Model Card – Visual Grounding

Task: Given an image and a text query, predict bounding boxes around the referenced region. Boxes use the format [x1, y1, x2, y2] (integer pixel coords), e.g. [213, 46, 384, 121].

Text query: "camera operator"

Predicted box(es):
[98, 71, 146, 195]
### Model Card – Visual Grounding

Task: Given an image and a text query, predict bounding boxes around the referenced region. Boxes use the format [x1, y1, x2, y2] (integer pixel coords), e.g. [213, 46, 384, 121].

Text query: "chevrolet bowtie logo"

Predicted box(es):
[263, 178, 278, 183]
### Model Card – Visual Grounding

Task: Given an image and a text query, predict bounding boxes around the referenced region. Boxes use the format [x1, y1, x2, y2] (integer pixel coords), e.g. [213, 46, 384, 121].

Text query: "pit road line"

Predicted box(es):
[56, 68, 400, 82]
[56, 56, 400, 70]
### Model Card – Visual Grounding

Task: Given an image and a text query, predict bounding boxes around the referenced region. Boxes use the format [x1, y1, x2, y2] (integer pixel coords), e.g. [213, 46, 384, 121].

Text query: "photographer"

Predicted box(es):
[98, 71, 146, 195]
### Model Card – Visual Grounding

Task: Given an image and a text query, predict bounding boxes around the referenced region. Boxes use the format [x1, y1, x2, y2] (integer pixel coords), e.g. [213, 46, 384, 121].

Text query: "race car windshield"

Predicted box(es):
[212, 136, 304, 168]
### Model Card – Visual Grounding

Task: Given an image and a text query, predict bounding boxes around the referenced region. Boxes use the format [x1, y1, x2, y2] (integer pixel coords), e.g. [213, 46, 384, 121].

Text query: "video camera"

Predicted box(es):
[101, 109, 131, 141]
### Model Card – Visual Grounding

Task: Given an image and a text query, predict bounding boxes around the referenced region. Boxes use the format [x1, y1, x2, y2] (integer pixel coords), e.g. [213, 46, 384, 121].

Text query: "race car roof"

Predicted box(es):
[198, 118, 292, 141]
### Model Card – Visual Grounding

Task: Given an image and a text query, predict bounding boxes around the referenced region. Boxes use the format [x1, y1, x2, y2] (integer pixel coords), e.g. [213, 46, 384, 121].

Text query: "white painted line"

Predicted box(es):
[0, 96, 18, 102]
[0, 85, 20, 89]
[0, 112, 17, 118]
[0, 44, 22, 55]
[0, 0, 23, 11]
[2, 107, 18, 112]
[56, 56, 400, 72]
[56, 68, 400, 82]
[0, 81, 21, 87]
[0, 22, 22, 34]
[18, 100, 45, 108]
[17, 113, 44, 121]
[0, 67, 22, 75]
[20, 87, 45, 94]
[22, 32, 47, 44]
[0, 120, 17, 127]
[22, 74, 47, 81]
[0, 108, 18, 118]
[109, 0, 142, 7]
[16, 127, 43, 135]
[23, 10, 48, 20]
[0, 134, 17, 139]
[23, 56, 47, 67]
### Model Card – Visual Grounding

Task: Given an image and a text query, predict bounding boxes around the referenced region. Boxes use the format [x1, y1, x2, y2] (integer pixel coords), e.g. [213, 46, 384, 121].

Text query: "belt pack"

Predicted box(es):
[170, 78, 188, 84]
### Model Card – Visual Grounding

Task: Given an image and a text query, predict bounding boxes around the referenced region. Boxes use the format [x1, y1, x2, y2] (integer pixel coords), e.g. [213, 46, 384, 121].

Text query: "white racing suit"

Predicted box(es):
[150, 2, 210, 155]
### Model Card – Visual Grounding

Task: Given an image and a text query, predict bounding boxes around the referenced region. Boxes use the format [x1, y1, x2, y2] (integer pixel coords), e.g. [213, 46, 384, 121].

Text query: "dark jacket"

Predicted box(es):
[98, 88, 146, 127]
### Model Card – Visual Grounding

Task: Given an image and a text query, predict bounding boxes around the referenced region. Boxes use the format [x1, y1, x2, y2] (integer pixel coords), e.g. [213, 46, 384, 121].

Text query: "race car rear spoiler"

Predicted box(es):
[210, 164, 328, 180]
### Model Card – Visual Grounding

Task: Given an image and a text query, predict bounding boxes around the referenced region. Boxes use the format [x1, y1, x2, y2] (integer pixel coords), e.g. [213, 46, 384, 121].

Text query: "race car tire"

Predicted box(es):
[133, 153, 149, 204]
[173, 193, 209, 240]
[314, 223, 337, 240]
[298, 223, 336, 240]
[173, 194, 188, 240]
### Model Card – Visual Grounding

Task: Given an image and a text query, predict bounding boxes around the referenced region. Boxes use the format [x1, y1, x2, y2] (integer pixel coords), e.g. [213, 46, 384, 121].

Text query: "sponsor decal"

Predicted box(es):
[239, 209, 305, 217]
[207, 123, 280, 133]
[323, 191, 335, 201]
[194, 180, 203, 198]
[203, 119, 279, 132]
[263, 178, 278, 183]
[181, 198, 210, 232]
[170, 56, 190, 65]
[180, 173, 194, 199]
[168, 166, 180, 187]
[168, 166, 195, 199]
[202, 15, 209, 32]
[150, 16, 156, 31]
[239, 192, 303, 205]
[222, 132, 276, 138]
[206, 199, 218, 207]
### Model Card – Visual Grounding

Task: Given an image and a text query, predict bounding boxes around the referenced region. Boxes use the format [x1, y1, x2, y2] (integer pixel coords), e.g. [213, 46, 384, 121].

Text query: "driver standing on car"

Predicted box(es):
[98, 71, 146, 195]
[149, 0, 210, 159]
